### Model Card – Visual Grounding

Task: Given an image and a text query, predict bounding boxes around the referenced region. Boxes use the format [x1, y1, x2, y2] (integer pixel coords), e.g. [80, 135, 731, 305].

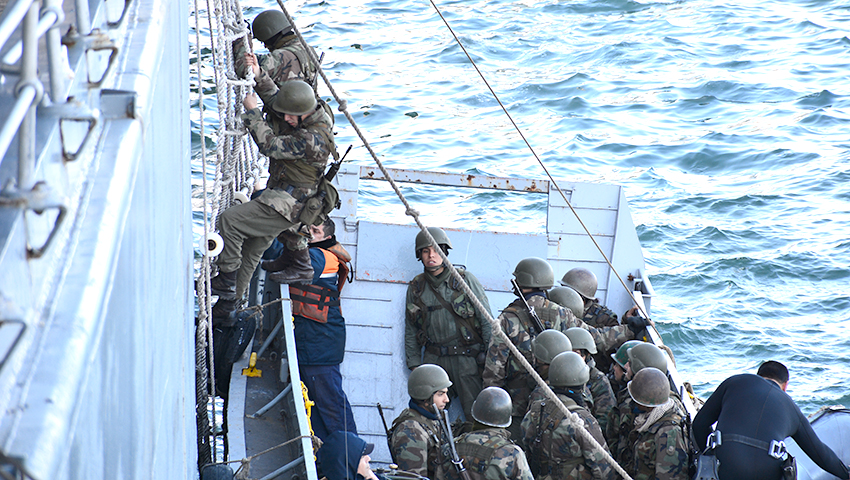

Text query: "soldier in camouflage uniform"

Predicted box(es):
[564, 327, 617, 437]
[521, 352, 615, 480]
[390, 364, 451, 480]
[627, 368, 689, 480]
[603, 340, 641, 454]
[234, 10, 319, 105]
[482, 258, 648, 439]
[207, 80, 335, 316]
[445, 387, 534, 480]
[405, 227, 493, 419]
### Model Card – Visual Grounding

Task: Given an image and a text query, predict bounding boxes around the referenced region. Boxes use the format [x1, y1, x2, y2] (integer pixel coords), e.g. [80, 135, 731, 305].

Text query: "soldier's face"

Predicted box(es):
[612, 363, 625, 381]
[432, 388, 450, 411]
[420, 245, 443, 271]
[625, 362, 633, 380]
[284, 113, 301, 127]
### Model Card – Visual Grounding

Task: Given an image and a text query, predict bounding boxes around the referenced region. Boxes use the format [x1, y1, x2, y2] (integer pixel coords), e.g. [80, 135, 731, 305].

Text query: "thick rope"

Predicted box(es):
[276, 4, 633, 478]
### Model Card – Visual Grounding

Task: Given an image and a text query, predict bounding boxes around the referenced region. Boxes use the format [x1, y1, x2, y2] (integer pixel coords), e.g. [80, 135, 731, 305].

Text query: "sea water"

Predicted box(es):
[190, 0, 850, 414]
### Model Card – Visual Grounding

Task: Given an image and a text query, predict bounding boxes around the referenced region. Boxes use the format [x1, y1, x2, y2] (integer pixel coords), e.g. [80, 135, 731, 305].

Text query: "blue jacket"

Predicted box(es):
[293, 247, 346, 365]
[319, 431, 367, 480]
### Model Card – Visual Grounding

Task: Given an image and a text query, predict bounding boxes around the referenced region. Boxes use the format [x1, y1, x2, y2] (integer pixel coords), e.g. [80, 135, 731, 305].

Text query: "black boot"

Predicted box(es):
[209, 270, 238, 299]
[268, 248, 313, 284]
[211, 297, 239, 326]
[261, 248, 295, 272]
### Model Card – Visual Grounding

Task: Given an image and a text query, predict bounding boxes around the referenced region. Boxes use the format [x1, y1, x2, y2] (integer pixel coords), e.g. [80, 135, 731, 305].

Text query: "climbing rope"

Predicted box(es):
[275, 3, 635, 478]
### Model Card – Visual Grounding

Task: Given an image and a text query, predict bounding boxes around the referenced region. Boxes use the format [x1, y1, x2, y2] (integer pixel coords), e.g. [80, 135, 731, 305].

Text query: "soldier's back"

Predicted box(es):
[449, 428, 533, 480]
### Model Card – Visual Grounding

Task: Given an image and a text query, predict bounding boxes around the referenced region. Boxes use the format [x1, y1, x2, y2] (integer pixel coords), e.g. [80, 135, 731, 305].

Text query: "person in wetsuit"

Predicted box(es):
[692, 360, 850, 480]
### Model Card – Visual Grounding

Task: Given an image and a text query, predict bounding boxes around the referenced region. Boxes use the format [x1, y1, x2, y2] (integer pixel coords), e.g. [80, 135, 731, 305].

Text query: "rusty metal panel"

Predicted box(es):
[360, 166, 550, 193]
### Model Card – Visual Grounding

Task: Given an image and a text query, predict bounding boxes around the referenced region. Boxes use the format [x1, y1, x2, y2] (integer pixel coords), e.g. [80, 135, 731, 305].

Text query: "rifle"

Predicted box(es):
[510, 278, 546, 334]
[377, 403, 396, 463]
[530, 401, 546, 477]
[435, 405, 472, 480]
[311, 52, 325, 90]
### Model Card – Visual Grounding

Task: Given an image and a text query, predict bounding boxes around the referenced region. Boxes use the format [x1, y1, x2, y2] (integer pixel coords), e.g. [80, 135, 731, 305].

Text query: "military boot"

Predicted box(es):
[261, 248, 294, 272]
[211, 298, 239, 327]
[268, 248, 313, 284]
[209, 270, 238, 299]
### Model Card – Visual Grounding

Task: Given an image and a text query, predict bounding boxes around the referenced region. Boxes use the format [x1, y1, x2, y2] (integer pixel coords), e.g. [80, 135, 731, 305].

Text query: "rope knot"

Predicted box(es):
[337, 99, 348, 112]
[405, 207, 419, 218]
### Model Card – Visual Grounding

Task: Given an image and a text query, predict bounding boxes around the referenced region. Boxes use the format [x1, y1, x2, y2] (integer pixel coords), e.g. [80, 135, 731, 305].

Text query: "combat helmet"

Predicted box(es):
[272, 80, 317, 116]
[471, 387, 512, 428]
[628, 367, 670, 407]
[414, 227, 452, 259]
[563, 327, 597, 355]
[531, 330, 572, 365]
[548, 286, 585, 318]
[611, 340, 643, 368]
[559, 267, 597, 300]
[549, 351, 590, 388]
[627, 342, 668, 375]
[252, 10, 292, 43]
[513, 257, 554, 289]
[408, 364, 452, 401]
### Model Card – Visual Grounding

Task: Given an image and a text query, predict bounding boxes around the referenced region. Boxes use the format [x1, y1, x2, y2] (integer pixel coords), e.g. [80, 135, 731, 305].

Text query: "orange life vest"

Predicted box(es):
[289, 244, 351, 323]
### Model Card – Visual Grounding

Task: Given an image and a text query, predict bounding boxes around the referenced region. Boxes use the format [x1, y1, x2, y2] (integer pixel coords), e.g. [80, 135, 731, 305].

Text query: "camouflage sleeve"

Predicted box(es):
[465, 271, 493, 346]
[589, 373, 616, 436]
[391, 421, 432, 477]
[242, 108, 324, 161]
[232, 37, 249, 78]
[404, 284, 423, 369]
[256, 49, 302, 100]
[518, 404, 538, 450]
[604, 404, 620, 453]
[482, 314, 513, 388]
[577, 427, 616, 480]
[253, 68, 279, 105]
[653, 424, 689, 480]
[497, 446, 535, 480]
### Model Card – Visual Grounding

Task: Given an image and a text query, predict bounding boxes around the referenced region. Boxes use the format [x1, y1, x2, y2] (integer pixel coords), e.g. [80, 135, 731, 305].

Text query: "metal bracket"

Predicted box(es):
[0, 181, 68, 258]
[61, 28, 119, 87]
[0, 318, 26, 375]
[47, 98, 101, 160]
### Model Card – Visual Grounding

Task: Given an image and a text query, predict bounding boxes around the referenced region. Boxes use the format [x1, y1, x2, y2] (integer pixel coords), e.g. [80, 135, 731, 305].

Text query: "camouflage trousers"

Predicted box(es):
[216, 195, 306, 298]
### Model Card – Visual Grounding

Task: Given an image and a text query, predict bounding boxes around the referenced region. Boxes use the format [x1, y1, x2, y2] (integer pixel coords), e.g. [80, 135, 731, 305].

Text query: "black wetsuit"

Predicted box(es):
[692, 373, 849, 480]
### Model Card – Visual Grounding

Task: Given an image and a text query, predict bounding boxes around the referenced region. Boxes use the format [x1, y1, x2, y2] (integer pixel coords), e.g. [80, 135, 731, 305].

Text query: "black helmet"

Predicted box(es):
[414, 227, 452, 259]
[627, 342, 668, 375]
[513, 257, 554, 289]
[559, 267, 597, 299]
[549, 351, 590, 388]
[272, 80, 317, 116]
[548, 286, 585, 318]
[471, 387, 512, 428]
[408, 364, 452, 401]
[531, 330, 572, 365]
[627, 367, 670, 407]
[252, 10, 292, 43]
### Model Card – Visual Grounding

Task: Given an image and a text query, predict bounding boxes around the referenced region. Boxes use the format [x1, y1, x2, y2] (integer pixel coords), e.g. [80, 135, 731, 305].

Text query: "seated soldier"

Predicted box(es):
[627, 367, 689, 480]
[446, 387, 534, 480]
[521, 351, 615, 480]
[390, 364, 451, 480]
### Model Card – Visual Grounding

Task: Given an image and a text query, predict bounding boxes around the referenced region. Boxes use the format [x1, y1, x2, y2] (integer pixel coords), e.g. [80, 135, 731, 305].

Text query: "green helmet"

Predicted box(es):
[627, 343, 668, 375]
[564, 327, 597, 355]
[627, 367, 670, 407]
[252, 10, 292, 43]
[408, 364, 452, 401]
[513, 257, 554, 289]
[559, 267, 597, 299]
[548, 286, 584, 318]
[414, 227, 452, 259]
[611, 340, 643, 368]
[549, 351, 590, 387]
[531, 330, 572, 365]
[272, 80, 317, 116]
[471, 387, 512, 428]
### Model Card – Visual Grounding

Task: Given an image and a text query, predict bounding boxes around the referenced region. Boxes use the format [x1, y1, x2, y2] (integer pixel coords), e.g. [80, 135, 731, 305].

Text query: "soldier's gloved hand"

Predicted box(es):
[625, 315, 650, 334]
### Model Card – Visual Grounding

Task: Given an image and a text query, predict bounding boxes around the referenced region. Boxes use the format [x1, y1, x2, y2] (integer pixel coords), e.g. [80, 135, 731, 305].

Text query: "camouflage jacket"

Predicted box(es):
[520, 393, 615, 480]
[606, 387, 637, 467]
[582, 300, 619, 327]
[390, 407, 445, 480]
[482, 294, 633, 416]
[404, 267, 492, 369]
[630, 406, 689, 480]
[448, 428, 534, 480]
[233, 33, 318, 104]
[588, 365, 616, 438]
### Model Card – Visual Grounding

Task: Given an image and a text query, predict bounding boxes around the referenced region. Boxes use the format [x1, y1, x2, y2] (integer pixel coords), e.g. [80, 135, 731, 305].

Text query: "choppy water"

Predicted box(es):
[191, 0, 850, 413]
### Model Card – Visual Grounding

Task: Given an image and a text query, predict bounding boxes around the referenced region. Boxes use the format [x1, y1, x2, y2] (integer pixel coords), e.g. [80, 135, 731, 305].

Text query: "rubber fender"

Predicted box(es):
[200, 464, 234, 480]
[200, 231, 224, 257]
